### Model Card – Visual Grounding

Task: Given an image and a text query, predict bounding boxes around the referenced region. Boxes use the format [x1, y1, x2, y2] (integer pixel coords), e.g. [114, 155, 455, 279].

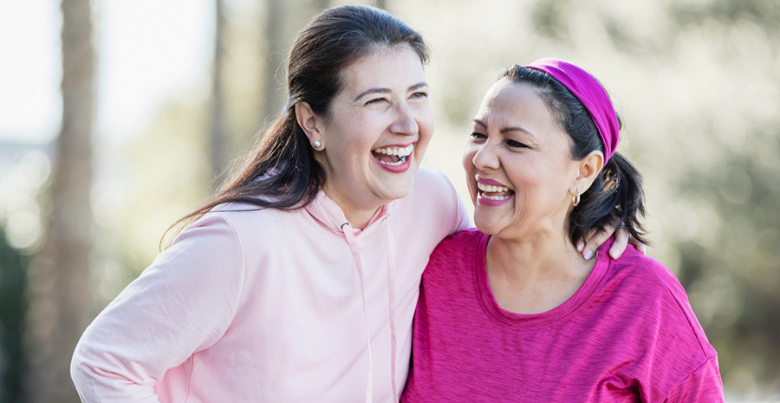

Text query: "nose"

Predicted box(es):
[471, 140, 500, 171]
[389, 101, 418, 136]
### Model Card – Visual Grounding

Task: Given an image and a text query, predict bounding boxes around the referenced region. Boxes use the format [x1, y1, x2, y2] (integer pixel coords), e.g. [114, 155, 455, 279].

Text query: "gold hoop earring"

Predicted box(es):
[572, 193, 581, 207]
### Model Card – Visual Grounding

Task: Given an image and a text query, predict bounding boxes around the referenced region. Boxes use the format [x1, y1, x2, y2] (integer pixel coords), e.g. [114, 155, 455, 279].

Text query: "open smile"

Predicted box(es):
[476, 178, 515, 206]
[371, 144, 414, 173]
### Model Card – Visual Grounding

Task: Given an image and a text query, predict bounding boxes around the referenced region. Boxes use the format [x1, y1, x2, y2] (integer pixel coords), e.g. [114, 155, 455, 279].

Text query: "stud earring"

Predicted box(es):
[572, 192, 581, 207]
[313, 140, 322, 149]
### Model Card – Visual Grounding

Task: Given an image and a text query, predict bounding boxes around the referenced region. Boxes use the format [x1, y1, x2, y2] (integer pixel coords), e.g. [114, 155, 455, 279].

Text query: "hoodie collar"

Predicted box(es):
[304, 189, 393, 235]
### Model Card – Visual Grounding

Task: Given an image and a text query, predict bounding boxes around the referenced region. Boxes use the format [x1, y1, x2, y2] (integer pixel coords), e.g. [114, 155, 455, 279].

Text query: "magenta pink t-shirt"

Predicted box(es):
[401, 229, 723, 403]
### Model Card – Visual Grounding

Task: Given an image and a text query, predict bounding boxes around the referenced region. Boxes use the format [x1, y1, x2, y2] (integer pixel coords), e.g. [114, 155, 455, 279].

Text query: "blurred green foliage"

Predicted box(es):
[0, 231, 27, 403]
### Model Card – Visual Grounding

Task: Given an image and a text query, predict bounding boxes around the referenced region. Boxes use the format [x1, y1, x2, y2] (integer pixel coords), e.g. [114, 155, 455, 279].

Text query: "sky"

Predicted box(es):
[0, 0, 213, 144]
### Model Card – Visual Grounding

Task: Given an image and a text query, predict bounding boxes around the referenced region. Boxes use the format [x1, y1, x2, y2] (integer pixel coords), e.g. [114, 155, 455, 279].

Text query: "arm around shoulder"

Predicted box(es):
[71, 212, 246, 402]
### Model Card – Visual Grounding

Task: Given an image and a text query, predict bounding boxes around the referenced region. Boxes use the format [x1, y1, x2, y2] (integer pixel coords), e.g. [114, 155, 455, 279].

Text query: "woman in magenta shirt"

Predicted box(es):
[401, 59, 724, 402]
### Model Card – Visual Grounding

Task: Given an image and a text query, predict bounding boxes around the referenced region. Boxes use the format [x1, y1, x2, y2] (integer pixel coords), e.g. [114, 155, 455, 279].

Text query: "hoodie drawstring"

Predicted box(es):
[342, 219, 399, 403]
[342, 223, 374, 403]
[386, 223, 398, 403]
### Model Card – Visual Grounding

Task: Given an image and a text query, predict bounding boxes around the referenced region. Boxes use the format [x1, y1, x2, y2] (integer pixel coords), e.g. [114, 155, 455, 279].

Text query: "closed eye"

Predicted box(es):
[507, 139, 527, 148]
[365, 98, 388, 105]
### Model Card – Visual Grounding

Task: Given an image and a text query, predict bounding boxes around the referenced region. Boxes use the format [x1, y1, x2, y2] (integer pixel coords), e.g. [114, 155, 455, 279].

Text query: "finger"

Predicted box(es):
[582, 227, 612, 260]
[628, 236, 647, 254]
[609, 228, 630, 259]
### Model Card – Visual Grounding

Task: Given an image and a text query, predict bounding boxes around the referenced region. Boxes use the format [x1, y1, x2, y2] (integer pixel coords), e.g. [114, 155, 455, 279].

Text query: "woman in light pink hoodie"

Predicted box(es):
[71, 6, 628, 403]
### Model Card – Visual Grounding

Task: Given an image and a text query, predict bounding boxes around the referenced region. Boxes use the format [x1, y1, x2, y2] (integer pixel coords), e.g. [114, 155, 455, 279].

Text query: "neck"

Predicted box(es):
[321, 184, 381, 230]
[485, 227, 596, 314]
[487, 233, 579, 279]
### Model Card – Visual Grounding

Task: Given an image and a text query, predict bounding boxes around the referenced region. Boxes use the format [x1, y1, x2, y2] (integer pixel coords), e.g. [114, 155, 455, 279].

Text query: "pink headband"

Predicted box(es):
[524, 58, 619, 162]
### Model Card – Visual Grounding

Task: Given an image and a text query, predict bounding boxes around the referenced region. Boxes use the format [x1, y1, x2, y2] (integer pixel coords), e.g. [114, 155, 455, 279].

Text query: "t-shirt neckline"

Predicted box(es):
[473, 232, 611, 329]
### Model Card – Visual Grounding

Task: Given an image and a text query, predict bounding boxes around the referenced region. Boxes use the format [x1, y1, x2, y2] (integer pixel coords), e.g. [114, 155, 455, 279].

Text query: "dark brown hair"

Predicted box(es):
[501, 65, 648, 246]
[164, 5, 429, 246]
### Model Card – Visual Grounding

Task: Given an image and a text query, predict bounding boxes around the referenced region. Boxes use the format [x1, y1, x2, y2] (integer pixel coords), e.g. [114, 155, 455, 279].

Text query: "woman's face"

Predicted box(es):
[315, 45, 433, 213]
[463, 79, 581, 239]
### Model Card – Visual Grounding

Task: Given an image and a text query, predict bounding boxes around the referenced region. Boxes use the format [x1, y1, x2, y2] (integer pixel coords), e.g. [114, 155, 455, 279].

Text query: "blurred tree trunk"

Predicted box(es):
[210, 0, 227, 186]
[25, 0, 95, 401]
[262, 0, 286, 123]
[376, 0, 387, 10]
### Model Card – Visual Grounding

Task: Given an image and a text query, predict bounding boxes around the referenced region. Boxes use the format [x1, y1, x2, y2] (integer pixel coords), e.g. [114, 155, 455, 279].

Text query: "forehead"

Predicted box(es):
[477, 79, 554, 125]
[338, 45, 426, 93]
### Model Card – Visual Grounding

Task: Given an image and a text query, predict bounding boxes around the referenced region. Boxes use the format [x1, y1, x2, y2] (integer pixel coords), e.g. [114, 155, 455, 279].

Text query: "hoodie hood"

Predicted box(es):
[303, 189, 393, 236]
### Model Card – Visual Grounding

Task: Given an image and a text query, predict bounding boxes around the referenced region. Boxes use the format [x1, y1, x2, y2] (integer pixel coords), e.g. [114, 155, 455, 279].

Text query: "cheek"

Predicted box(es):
[462, 147, 478, 195]
[419, 109, 435, 140]
[340, 132, 376, 161]
[328, 111, 374, 145]
[525, 163, 570, 206]
[462, 148, 476, 175]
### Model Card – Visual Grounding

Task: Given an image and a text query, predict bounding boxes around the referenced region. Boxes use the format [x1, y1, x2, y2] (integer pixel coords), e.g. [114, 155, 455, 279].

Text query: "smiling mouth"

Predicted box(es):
[477, 182, 515, 201]
[372, 145, 413, 167]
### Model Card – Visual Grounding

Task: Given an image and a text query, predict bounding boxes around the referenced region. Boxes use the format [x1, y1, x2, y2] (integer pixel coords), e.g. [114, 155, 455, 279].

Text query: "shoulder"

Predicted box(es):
[606, 247, 688, 305]
[433, 228, 483, 253]
[413, 166, 457, 191]
[601, 246, 716, 356]
[426, 229, 483, 272]
[207, 202, 302, 238]
[393, 167, 470, 236]
[175, 203, 310, 268]
[590, 246, 721, 397]
[406, 167, 460, 207]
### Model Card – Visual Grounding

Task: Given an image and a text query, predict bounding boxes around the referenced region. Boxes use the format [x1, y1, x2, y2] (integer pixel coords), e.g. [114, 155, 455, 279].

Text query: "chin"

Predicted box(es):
[474, 222, 499, 236]
[378, 182, 414, 202]
[473, 216, 495, 234]
[376, 169, 417, 200]
[472, 209, 510, 236]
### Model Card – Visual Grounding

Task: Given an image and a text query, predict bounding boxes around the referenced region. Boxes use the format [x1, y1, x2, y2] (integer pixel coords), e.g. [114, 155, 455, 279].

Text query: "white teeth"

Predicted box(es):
[373, 145, 413, 157]
[481, 194, 511, 201]
[377, 156, 407, 166]
[476, 183, 509, 193]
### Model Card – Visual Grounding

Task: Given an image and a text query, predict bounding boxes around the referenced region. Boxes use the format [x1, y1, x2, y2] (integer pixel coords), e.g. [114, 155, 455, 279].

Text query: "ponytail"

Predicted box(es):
[568, 152, 648, 247]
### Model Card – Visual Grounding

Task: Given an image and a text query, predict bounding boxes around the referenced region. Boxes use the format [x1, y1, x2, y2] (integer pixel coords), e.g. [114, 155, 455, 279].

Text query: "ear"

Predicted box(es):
[569, 150, 604, 197]
[295, 102, 323, 147]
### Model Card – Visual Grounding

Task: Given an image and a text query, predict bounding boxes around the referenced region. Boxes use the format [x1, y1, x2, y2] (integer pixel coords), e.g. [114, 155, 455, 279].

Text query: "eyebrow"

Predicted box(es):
[353, 82, 428, 102]
[473, 119, 538, 138]
[408, 82, 428, 92]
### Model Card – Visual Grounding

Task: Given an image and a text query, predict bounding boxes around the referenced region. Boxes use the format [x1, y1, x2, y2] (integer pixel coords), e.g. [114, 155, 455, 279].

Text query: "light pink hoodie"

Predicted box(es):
[71, 167, 469, 403]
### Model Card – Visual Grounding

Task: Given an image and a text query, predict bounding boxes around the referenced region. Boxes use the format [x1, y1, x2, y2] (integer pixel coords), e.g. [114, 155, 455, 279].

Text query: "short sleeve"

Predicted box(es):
[665, 355, 724, 403]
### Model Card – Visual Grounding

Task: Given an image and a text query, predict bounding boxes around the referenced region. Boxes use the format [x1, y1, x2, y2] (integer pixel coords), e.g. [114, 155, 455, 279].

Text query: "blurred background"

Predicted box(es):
[1, 0, 779, 401]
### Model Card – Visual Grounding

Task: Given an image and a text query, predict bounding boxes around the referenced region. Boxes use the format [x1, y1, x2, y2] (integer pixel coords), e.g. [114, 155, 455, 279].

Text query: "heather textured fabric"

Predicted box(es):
[524, 58, 620, 161]
[402, 229, 724, 403]
[71, 167, 470, 403]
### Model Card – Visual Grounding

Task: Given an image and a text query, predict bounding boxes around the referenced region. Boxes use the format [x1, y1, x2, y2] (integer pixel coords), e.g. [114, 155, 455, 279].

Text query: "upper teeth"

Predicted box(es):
[477, 183, 509, 193]
[373, 145, 413, 157]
